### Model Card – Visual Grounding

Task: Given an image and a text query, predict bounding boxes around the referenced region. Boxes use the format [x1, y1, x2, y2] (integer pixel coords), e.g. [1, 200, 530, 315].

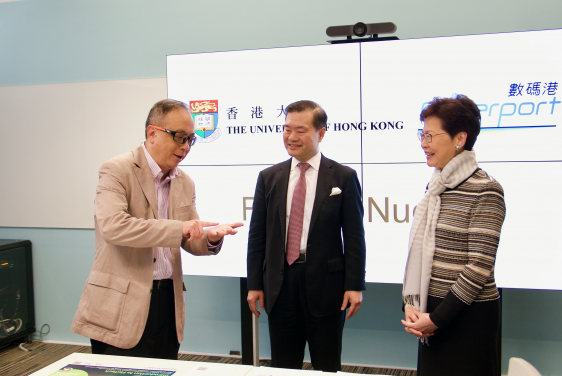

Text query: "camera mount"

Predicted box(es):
[326, 22, 398, 43]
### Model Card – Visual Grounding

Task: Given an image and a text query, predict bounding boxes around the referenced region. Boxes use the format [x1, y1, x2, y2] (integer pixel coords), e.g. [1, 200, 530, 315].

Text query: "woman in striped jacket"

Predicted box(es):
[401, 95, 506, 376]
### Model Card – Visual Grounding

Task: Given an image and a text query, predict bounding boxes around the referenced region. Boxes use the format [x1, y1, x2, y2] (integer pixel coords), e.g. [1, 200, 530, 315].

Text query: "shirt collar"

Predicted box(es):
[141, 142, 179, 181]
[291, 152, 321, 172]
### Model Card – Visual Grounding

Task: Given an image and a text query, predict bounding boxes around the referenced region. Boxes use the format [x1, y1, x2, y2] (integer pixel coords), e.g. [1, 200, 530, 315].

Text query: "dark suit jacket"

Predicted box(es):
[247, 154, 366, 317]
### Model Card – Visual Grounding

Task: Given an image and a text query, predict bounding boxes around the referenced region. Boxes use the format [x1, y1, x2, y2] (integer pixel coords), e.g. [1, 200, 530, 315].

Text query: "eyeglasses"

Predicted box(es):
[417, 131, 446, 143]
[151, 125, 197, 146]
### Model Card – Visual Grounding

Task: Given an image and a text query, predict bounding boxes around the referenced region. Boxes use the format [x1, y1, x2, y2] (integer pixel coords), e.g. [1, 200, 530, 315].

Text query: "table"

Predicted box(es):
[29, 352, 386, 376]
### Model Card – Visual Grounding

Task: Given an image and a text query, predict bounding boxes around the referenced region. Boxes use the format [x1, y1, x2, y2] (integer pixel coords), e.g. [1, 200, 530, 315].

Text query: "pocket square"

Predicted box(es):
[330, 187, 342, 196]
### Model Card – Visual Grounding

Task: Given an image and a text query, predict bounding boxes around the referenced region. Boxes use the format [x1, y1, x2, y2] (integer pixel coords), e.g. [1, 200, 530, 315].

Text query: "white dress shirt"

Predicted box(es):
[285, 152, 322, 254]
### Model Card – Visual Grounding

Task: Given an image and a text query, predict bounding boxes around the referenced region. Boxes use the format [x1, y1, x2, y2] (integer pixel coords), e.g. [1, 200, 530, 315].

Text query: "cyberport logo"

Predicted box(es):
[189, 100, 222, 143]
[475, 96, 560, 131]
[420, 87, 560, 132]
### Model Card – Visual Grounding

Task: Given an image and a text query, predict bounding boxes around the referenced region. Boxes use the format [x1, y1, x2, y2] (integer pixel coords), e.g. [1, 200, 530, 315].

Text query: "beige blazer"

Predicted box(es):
[71, 144, 215, 349]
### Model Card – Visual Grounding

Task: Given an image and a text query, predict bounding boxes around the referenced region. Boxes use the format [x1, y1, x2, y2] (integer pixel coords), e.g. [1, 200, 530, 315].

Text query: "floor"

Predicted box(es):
[0, 341, 416, 376]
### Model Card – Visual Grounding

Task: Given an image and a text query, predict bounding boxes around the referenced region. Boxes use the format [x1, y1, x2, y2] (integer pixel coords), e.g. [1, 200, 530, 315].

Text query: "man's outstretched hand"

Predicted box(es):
[182, 220, 219, 241]
[208, 222, 244, 244]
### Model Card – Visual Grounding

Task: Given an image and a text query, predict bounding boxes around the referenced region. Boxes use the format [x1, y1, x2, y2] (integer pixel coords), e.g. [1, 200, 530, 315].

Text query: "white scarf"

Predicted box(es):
[402, 150, 478, 314]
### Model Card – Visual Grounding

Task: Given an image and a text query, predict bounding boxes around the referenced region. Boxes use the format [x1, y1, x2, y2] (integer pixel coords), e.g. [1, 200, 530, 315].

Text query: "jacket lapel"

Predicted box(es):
[132, 144, 158, 219]
[309, 155, 334, 235]
[169, 172, 184, 218]
[275, 159, 292, 244]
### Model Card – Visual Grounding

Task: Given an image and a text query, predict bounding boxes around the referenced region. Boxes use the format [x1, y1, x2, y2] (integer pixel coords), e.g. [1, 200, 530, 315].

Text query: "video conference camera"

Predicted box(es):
[326, 22, 398, 43]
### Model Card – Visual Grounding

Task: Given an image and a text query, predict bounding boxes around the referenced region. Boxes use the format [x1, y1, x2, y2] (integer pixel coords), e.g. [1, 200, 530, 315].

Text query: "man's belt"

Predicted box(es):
[152, 279, 174, 290]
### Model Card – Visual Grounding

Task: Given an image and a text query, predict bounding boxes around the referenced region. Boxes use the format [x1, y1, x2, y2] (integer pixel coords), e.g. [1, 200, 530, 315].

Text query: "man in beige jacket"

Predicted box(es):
[71, 99, 242, 359]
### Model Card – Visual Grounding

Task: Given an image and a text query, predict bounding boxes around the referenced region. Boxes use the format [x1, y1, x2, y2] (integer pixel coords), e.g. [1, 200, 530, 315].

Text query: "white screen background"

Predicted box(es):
[168, 29, 562, 289]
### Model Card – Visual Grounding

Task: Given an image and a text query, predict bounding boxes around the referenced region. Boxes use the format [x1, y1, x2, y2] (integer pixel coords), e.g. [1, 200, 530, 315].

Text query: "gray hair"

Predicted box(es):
[145, 99, 190, 138]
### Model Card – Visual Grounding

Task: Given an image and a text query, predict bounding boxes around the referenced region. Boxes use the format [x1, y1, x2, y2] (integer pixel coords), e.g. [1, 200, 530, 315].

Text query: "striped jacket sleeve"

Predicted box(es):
[430, 177, 506, 328]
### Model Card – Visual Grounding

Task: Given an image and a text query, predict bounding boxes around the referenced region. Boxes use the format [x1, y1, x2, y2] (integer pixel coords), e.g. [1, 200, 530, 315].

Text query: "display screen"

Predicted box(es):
[167, 29, 562, 289]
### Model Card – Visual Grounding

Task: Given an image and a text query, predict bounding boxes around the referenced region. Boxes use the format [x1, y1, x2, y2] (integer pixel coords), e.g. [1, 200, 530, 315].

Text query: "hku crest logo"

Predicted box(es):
[189, 100, 222, 143]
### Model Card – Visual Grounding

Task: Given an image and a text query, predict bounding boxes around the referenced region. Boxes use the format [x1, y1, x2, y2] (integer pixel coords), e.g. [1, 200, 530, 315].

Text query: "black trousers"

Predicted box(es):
[268, 261, 345, 372]
[91, 280, 180, 359]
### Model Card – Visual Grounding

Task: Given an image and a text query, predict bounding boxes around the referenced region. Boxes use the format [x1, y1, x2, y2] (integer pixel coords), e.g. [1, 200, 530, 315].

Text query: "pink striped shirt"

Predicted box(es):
[141, 143, 221, 280]
[142, 143, 178, 280]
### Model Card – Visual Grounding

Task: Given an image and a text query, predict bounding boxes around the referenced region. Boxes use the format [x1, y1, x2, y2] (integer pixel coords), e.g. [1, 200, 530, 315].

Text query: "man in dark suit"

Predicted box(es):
[246, 100, 366, 372]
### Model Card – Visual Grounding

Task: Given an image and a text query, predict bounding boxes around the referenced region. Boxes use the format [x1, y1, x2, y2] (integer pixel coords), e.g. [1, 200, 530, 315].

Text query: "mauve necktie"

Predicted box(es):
[286, 162, 310, 265]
